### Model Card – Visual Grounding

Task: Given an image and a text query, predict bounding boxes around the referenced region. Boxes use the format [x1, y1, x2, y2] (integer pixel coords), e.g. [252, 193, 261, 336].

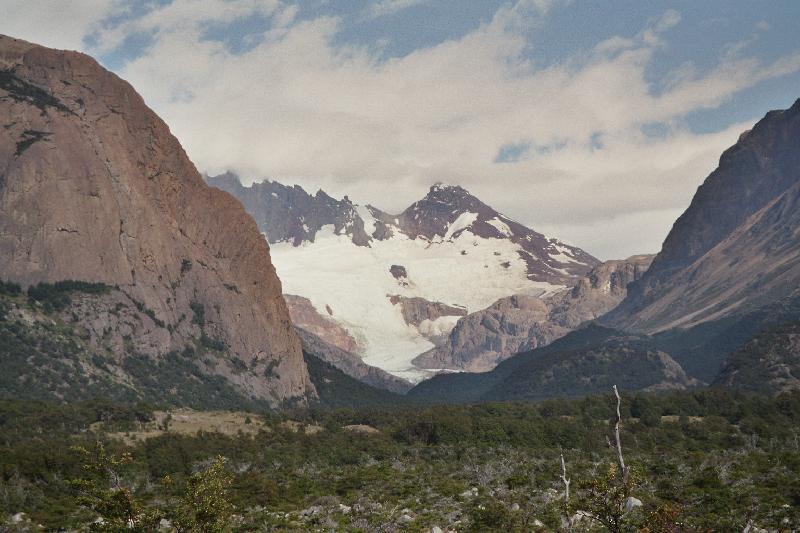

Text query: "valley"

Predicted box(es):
[1, 10, 800, 531]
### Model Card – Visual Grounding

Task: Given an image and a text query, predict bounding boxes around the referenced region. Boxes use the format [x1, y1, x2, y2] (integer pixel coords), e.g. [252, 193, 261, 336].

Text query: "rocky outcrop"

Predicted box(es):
[605, 99, 800, 333]
[207, 173, 371, 246]
[0, 36, 313, 405]
[387, 295, 467, 346]
[295, 327, 413, 394]
[413, 255, 653, 372]
[285, 294, 361, 354]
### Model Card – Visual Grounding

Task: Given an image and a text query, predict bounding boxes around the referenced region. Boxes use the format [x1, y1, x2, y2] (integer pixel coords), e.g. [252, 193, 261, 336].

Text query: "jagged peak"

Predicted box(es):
[424, 183, 474, 200]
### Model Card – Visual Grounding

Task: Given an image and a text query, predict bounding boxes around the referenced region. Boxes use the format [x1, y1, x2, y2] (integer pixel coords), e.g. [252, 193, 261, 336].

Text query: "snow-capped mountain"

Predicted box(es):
[209, 174, 600, 381]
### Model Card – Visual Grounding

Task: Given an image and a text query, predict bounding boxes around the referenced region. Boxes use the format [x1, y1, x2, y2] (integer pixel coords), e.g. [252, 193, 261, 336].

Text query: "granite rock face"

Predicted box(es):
[413, 255, 653, 372]
[284, 294, 361, 354]
[0, 36, 312, 405]
[605, 99, 800, 333]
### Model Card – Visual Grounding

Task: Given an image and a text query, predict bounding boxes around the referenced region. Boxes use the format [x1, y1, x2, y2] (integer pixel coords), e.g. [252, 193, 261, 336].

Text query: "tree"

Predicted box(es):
[69, 443, 162, 532]
[71, 444, 234, 532]
[173, 456, 234, 532]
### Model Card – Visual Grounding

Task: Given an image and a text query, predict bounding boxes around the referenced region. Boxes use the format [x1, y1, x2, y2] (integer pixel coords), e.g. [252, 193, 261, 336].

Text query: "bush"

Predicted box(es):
[27, 280, 110, 313]
[0, 280, 21, 296]
[190, 301, 205, 327]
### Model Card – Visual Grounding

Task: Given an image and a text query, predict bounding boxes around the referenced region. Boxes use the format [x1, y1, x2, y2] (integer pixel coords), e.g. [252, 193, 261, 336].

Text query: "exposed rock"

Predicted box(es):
[295, 326, 413, 394]
[390, 264, 408, 280]
[342, 424, 380, 434]
[285, 294, 360, 354]
[0, 36, 312, 405]
[388, 294, 466, 345]
[606, 99, 800, 333]
[413, 255, 653, 372]
[413, 294, 557, 372]
[624, 496, 643, 513]
[207, 172, 371, 247]
[388, 295, 467, 327]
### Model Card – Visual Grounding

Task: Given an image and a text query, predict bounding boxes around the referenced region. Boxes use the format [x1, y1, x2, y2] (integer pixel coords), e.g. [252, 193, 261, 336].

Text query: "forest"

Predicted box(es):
[1, 389, 798, 531]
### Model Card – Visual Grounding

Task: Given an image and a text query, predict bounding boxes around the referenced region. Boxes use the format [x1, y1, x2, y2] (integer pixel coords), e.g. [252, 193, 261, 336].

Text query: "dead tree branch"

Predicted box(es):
[612, 385, 629, 483]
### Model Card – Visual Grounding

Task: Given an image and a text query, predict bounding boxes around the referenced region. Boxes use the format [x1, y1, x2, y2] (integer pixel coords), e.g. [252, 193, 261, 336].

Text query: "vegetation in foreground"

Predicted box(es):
[0, 390, 799, 531]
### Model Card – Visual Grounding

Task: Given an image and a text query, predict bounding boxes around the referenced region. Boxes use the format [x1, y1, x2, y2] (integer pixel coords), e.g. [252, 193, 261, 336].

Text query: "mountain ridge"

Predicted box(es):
[605, 98, 800, 333]
[209, 173, 600, 380]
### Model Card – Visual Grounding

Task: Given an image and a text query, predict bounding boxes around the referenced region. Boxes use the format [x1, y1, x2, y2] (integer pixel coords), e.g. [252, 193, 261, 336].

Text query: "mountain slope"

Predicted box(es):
[0, 35, 312, 405]
[295, 327, 413, 394]
[303, 351, 410, 409]
[413, 255, 652, 371]
[407, 324, 696, 404]
[210, 176, 599, 380]
[605, 99, 800, 333]
[713, 321, 800, 395]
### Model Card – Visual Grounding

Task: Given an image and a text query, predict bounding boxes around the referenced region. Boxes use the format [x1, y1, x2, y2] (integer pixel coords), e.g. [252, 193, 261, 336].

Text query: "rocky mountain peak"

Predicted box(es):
[605, 98, 800, 332]
[0, 35, 313, 405]
[207, 174, 371, 247]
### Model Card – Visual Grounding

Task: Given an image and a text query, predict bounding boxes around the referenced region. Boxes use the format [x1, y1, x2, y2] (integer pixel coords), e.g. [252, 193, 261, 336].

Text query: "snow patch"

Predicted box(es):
[444, 212, 478, 240]
[418, 315, 462, 339]
[486, 217, 513, 237]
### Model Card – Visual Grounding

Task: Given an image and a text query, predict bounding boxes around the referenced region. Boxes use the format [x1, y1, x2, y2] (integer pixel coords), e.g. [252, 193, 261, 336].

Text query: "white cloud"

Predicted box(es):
[0, 0, 119, 51]
[3, 1, 799, 259]
[367, 0, 427, 19]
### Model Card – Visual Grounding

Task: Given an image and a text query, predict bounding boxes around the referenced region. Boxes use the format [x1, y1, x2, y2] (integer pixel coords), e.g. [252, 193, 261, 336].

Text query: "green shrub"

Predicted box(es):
[27, 280, 110, 313]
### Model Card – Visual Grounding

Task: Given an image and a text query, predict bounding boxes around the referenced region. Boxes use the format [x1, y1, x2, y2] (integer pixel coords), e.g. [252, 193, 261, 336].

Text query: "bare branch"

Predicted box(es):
[560, 453, 571, 502]
[613, 385, 629, 482]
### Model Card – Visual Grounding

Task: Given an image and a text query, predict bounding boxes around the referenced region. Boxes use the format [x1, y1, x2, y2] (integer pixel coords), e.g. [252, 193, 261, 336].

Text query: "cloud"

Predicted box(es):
[3, 1, 799, 259]
[366, 0, 428, 20]
[0, 0, 119, 51]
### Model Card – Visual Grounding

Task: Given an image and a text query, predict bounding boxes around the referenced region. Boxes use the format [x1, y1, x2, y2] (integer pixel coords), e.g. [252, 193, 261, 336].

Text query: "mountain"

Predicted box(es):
[207, 172, 372, 247]
[713, 321, 800, 395]
[407, 325, 697, 404]
[605, 99, 800, 333]
[303, 351, 410, 409]
[413, 255, 652, 371]
[409, 100, 800, 404]
[0, 35, 312, 406]
[295, 326, 413, 394]
[209, 176, 599, 380]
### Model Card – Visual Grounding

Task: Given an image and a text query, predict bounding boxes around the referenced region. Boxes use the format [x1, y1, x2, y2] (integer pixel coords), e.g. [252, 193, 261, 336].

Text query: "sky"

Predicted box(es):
[2, 0, 799, 259]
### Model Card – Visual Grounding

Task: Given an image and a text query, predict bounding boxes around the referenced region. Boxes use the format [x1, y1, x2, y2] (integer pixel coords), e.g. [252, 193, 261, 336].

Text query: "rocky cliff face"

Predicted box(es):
[413, 255, 652, 371]
[284, 294, 361, 354]
[0, 36, 312, 405]
[605, 100, 800, 333]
